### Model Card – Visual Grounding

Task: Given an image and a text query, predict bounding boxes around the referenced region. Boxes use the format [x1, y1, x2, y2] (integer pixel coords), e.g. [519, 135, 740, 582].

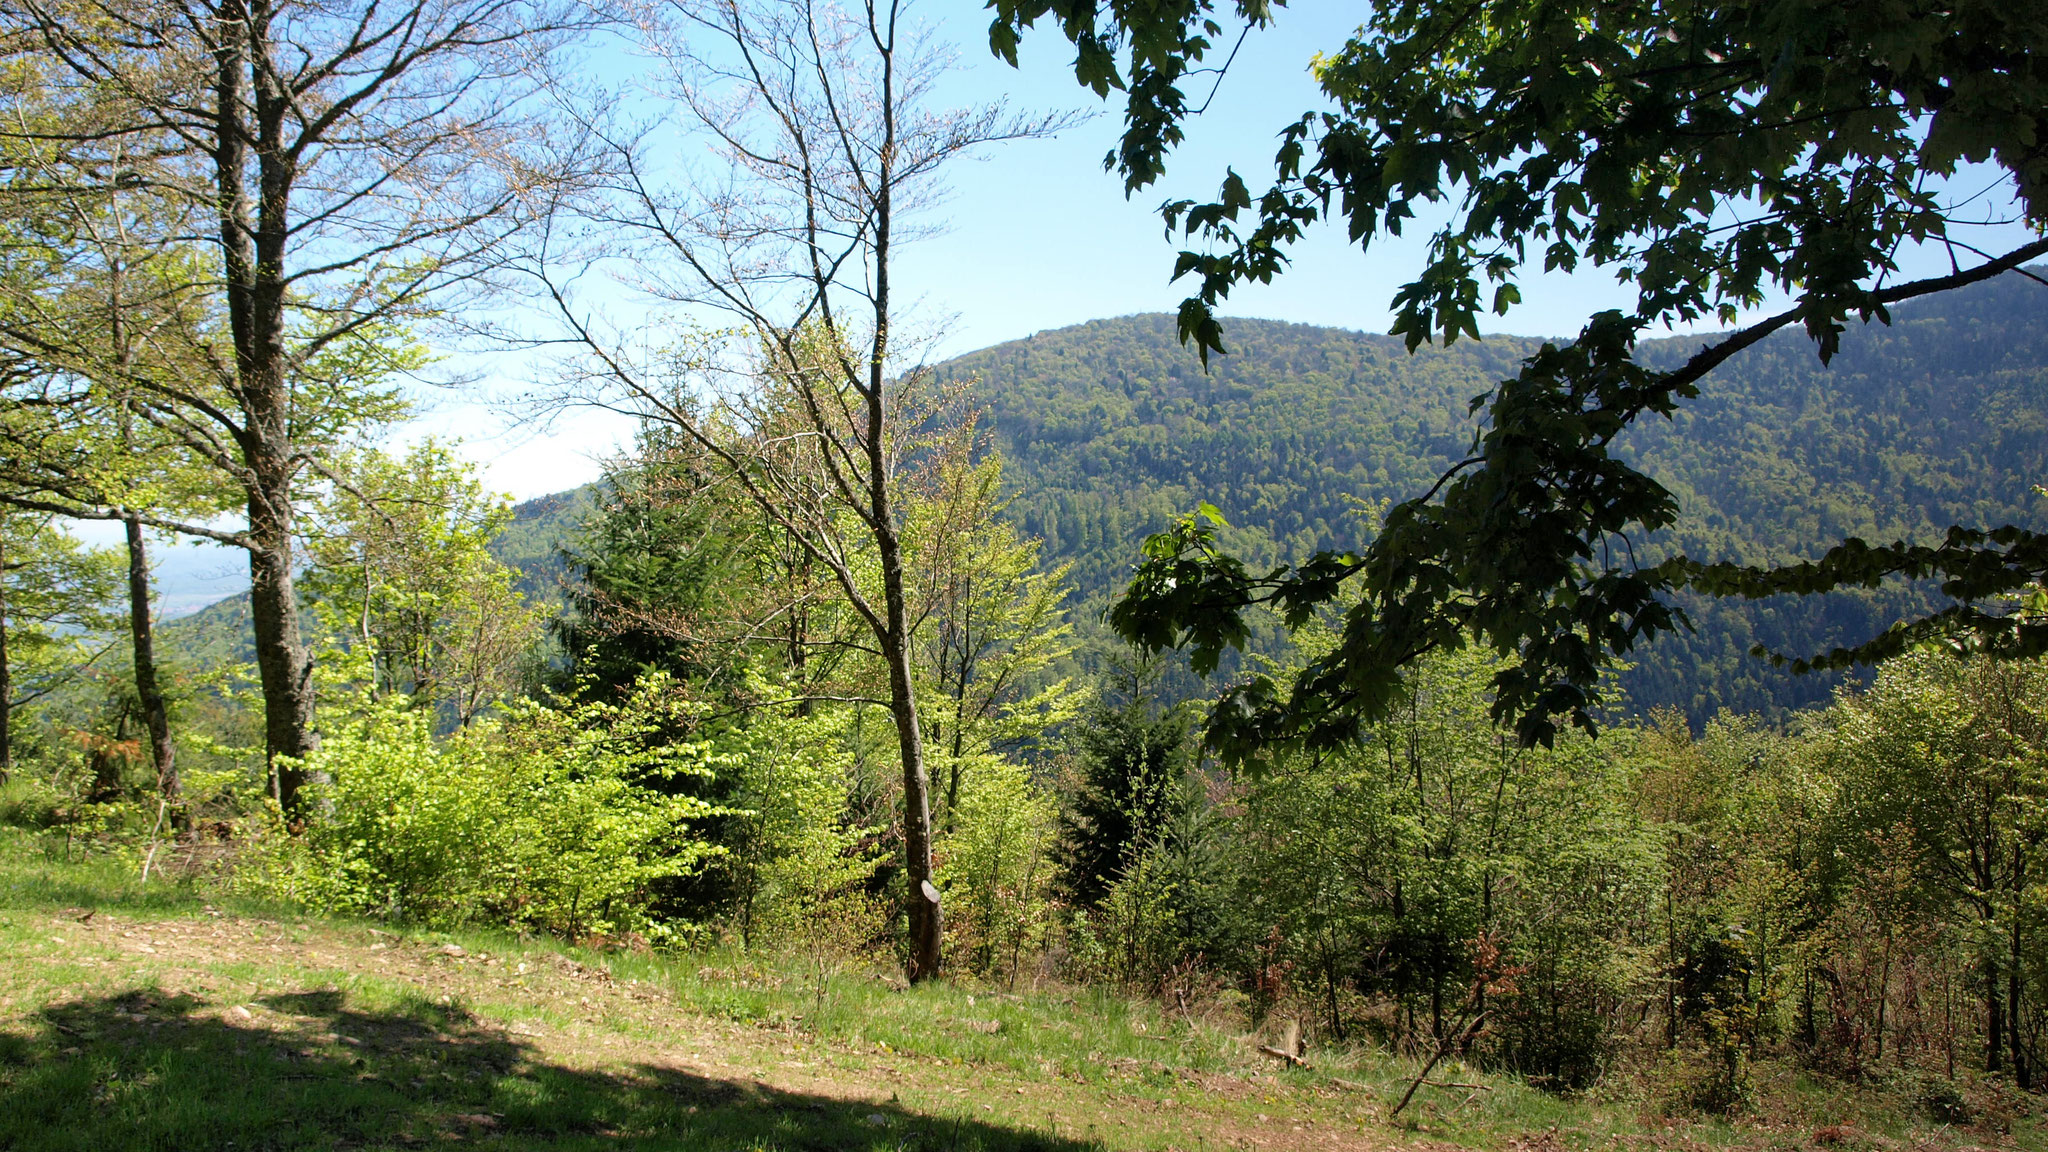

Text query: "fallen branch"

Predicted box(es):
[1391, 1001, 1495, 1117]
[1257, 1044, 1310, 1067]
[1392, 931, 1524, 1118]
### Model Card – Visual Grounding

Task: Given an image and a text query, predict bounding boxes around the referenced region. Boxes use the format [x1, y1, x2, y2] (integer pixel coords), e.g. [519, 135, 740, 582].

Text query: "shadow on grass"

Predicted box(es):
[0, 987, 1104, 1152]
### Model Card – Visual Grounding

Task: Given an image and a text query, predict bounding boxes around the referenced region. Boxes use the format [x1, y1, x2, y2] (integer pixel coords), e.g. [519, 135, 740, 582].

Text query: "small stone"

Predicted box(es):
[438, 944, 467, 958]
[864, 1114, 889, 1127]
[229, 1005, 254, 1020]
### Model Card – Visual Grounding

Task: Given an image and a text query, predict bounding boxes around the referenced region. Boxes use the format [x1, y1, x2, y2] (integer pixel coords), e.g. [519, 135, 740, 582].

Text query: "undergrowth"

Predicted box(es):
[1, 825, 2038, 1152]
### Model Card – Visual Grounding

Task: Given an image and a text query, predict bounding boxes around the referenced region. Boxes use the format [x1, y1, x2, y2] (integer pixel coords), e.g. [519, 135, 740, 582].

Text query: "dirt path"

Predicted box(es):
[5, 904, 1413, 1152]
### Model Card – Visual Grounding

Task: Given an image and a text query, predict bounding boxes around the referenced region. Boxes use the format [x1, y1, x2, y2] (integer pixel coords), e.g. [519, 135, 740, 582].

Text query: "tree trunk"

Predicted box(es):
[123, 517, 181, 831]
[247, 483, 317, 814]
[2011, 855, 2031, 1089]
[218, 0, 319, 813]
[88, 709, 128, 803]
[1987, 953, 2005, 1073]
[863, 0, 940, 984]
[881, 563, 941, 980]
[0, 521, 10, 786]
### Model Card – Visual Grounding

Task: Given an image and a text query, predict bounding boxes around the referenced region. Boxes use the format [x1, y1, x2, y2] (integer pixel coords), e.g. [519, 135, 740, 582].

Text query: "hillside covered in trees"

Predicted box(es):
[937, 268, 2048, 722]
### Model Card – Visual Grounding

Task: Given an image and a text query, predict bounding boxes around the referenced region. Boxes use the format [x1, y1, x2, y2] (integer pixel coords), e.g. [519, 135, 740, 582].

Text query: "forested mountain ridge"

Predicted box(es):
[935, 269, 2048, 722]
[162, 272, 2046, 724]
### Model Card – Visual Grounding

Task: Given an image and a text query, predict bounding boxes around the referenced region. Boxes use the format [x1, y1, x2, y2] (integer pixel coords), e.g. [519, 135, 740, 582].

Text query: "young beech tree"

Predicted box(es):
[0, 510, 119, 781]
[0, 0, 596, 813]
[302, 442, 546, 727]
[535, 0, 1070, 979]
[909, 452, 1081, 832]
[1625, 713, 1824, 1109]
[1828, 650, 2048, 1087]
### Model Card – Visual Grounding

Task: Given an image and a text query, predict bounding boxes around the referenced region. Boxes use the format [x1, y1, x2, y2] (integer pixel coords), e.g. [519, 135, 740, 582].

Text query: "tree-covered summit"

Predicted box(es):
[940, 268, 2048, 723]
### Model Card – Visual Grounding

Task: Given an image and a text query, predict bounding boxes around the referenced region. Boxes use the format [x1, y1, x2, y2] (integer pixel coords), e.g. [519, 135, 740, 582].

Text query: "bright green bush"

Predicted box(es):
[0, 778, 68, 830]
[716, 705, 885, 949]
[938, 752, 1059, 981]
[239, 674, 731, 940]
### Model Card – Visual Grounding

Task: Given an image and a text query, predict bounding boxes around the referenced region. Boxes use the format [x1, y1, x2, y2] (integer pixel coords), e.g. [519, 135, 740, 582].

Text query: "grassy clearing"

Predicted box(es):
[0, 829, 2035, 1152]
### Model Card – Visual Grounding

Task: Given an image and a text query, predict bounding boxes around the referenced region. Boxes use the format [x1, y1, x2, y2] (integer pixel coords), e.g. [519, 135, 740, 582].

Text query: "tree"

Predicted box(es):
[533, 0, 1068, 980]
[558, 422, 864, 703]
[0, 0, 595, 813]
[0, 145, 241, 826]
[1055, 663, 1194, 908]
[302, 442, 546, 727]
[993, 0, 2048, 757]
[1828, 649, 2048, 1086]
[909, 452, 1081, 830]
[0, 509, 120, 782]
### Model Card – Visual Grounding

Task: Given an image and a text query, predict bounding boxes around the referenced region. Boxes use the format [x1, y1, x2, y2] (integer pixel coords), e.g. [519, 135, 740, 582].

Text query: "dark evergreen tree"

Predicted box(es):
[554, 431, 774, 700]
[1055, 672, 1196, 906]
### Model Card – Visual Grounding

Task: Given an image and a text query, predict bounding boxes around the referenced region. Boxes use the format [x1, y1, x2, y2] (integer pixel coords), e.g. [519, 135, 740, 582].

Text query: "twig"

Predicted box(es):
[1257, 1043, 1309, 1067]
[139, 797, 168, 883]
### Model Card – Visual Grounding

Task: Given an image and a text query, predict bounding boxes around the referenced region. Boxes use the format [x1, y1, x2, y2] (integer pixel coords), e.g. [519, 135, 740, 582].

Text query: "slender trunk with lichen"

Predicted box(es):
[0, 519, 10, 786]
[124, 516, 180, 831]
[865, 4, 938, 981]
[869, 338, 940, 980]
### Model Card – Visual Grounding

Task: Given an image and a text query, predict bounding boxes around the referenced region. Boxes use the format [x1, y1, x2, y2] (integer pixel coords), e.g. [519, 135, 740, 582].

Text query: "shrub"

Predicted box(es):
[938, 752, 1058, 982]
[0, 778, 67, 830]
[717, 706, 885, 949]
[238, 674, 730, 940]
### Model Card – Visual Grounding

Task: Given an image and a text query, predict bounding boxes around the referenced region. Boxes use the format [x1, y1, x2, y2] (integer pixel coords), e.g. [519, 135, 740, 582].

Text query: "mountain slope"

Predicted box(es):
[936, 270, 2048, 721]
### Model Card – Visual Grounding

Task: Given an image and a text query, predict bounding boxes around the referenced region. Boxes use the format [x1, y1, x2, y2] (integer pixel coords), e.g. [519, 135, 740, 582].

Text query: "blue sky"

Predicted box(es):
[422, 3, 1658, 507]
[133, 2, 2040, 613]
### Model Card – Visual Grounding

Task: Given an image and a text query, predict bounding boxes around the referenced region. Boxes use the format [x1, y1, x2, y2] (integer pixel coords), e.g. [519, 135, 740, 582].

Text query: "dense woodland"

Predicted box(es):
[0, 0, 2044, 1141]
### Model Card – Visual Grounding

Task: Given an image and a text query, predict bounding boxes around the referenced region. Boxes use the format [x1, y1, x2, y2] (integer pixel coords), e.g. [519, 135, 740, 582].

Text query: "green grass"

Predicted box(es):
[0, 826, 2037, 1152]
[0, 985, 1101, 1152]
